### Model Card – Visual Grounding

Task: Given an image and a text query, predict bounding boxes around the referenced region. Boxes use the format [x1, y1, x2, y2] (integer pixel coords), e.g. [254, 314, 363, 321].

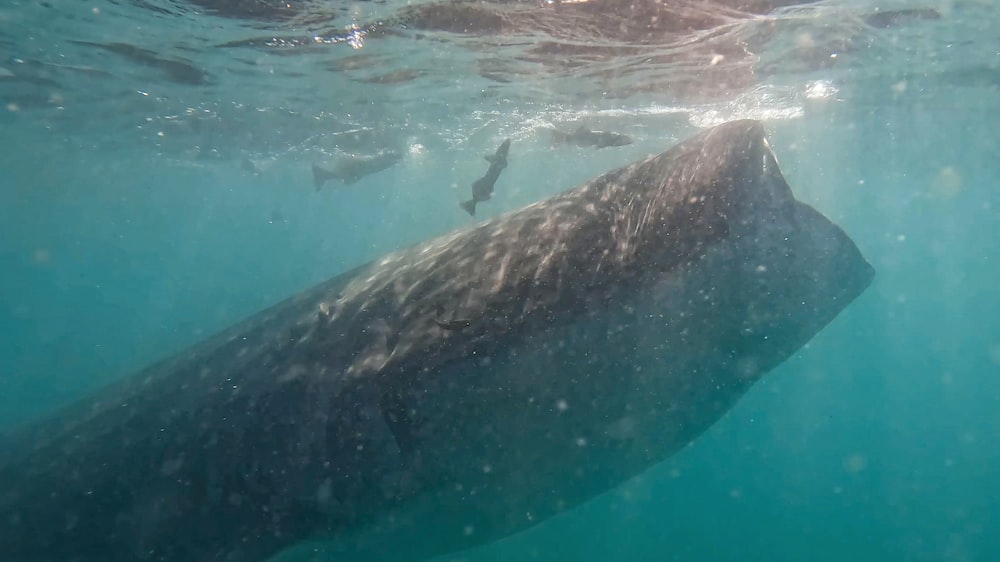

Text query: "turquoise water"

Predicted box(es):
[1, 1, 998, 561]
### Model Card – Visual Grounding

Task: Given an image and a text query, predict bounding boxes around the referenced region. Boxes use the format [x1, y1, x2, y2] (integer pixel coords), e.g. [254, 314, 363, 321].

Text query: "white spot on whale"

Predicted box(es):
[160, 456, 184, 476]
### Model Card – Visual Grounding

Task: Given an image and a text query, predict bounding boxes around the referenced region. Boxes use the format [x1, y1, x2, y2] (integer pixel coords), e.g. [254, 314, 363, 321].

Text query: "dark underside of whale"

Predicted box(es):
[0, 120, 873, 562]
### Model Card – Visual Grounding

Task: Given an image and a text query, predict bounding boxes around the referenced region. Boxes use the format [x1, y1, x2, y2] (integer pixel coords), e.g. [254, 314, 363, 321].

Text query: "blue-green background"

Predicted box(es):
[1, 1, 998, 560]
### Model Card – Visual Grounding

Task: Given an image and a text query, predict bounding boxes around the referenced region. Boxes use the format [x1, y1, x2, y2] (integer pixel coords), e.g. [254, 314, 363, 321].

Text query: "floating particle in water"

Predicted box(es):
[160, 455, 184, 476]
[930, 166, 963, 199]
[842, 454, 868, 474]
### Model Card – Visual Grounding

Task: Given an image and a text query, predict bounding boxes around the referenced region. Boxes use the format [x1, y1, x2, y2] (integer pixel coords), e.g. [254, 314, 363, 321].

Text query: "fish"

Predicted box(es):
[312, 150, 404, 191]
[0, 120, 873, 562]
[69, 40, 209, 86]
[433, 304, 473, 332]
[550, 125, 633, 148]
[461, 138, 510, 216]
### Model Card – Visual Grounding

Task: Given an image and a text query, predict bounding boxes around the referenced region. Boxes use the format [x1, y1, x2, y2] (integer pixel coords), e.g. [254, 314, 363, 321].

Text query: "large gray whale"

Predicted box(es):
[0, 120, 873, 562]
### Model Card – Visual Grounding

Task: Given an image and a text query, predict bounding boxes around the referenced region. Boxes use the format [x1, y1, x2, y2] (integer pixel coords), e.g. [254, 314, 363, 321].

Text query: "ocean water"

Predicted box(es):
[0, 0, 997, 561]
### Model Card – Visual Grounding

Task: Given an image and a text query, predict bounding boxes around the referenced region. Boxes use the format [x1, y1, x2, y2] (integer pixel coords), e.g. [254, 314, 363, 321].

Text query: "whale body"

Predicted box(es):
[0, 120, 873, 562]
